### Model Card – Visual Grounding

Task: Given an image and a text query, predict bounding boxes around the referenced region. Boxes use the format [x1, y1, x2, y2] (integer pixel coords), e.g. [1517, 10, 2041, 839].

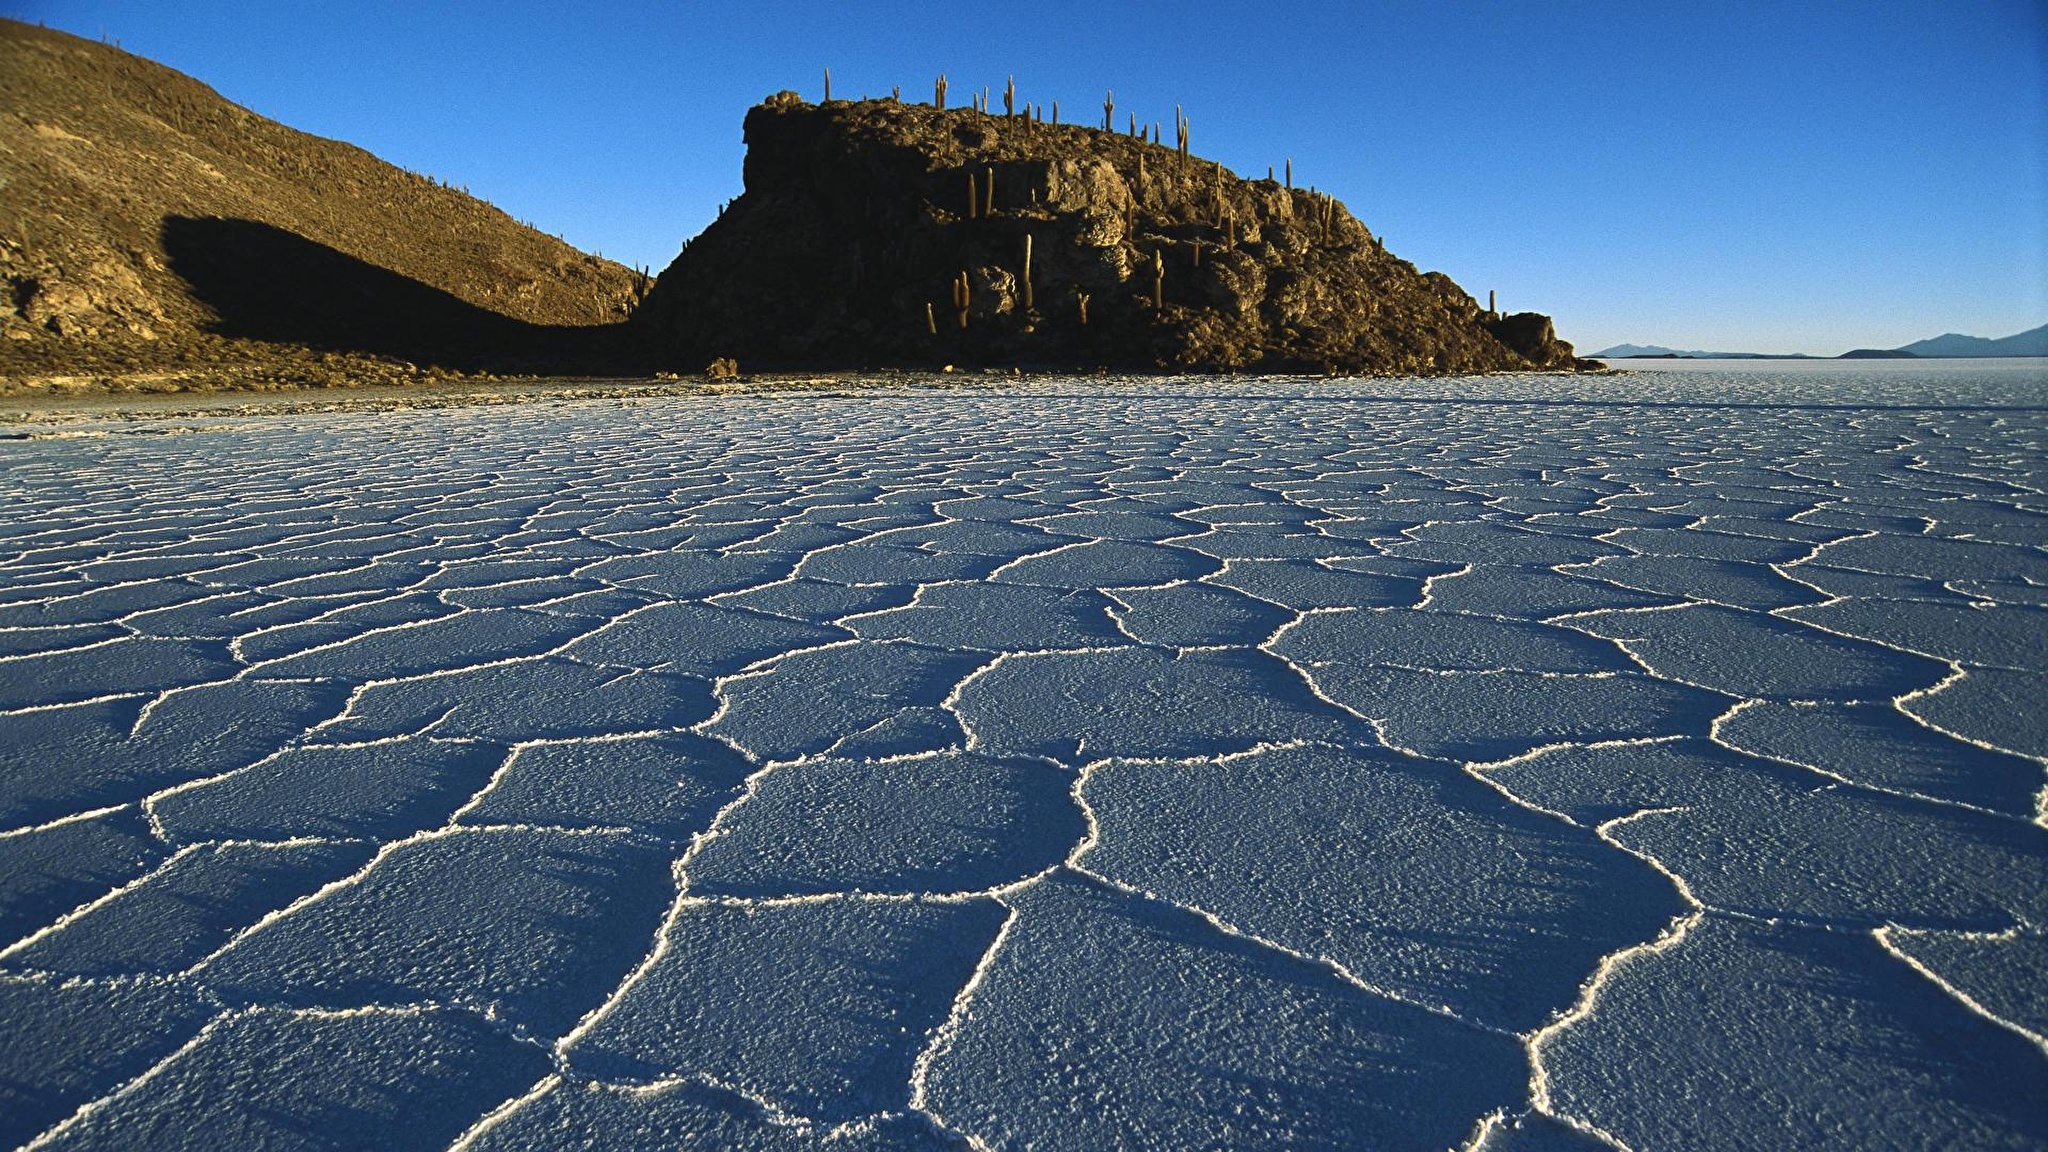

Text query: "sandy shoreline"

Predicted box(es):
[0, 371, 1046, 427]
[0, 364, 1647, 430]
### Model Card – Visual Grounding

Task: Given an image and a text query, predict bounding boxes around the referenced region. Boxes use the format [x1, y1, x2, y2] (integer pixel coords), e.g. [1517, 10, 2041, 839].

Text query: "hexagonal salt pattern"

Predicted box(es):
[2, 362, 2044, 1149]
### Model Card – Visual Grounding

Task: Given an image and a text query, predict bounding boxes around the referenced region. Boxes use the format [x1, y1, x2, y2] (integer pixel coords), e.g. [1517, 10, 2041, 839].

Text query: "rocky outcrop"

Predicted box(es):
[1482, 310, 1581, 368]
[635, 91, 1588, 374]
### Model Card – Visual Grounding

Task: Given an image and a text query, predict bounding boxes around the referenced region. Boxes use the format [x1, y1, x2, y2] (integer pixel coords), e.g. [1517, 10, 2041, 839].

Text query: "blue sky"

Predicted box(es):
[9, 0, 2043, 354]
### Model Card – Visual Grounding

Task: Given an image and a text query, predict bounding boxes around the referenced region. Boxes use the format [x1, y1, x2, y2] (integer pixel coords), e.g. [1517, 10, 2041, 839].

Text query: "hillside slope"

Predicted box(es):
[634, 92, 1587, 374]
[0, 19, 643, 379]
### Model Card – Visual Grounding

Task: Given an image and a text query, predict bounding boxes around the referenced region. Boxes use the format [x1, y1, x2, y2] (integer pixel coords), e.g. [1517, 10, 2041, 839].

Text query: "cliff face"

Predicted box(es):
[635, 92, 1584, 374]
[0, 19, 642, 377]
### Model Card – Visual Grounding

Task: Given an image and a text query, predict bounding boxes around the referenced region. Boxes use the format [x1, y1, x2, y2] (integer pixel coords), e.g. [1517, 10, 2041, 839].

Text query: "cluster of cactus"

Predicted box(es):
[920, 79, 1225, 181]
[962, 167, 996, 220]
[951, 271, 972, 329]
[929, 74, 1041, 118]
[1312, 190, 1339, 242]
[887, 78, 1398, 334]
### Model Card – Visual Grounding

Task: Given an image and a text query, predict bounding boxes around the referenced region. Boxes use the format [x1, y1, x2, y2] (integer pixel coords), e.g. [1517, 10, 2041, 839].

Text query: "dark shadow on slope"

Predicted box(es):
[162, 215, 640, 373]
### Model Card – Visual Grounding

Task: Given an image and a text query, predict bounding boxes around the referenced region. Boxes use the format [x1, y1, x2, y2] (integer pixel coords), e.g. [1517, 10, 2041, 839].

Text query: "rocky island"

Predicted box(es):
[636, 89, 1590, 374]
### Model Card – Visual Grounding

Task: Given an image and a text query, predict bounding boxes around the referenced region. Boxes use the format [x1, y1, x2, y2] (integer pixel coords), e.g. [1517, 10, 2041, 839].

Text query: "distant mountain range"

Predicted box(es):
[1592, 344, 1814, 359]
[1595, 322, 2048, 360]
[1894, 325, 2048, 357]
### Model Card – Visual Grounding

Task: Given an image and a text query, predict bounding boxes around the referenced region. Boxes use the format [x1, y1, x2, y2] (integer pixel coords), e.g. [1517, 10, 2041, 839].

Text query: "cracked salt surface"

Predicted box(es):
[2, 358, 2046, 1149]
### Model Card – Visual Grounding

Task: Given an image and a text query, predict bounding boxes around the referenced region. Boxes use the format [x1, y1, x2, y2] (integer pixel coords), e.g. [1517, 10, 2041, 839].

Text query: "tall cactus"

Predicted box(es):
[967, 171, 978, 219]
[1152, 250, 1164, 309]
[1022, 234, 1035, 312]
[1103, 90, 1113, 131]
[936, 74, 948, 109]
[1004, 75, 1015, 117]
[823, 67, 832, 102]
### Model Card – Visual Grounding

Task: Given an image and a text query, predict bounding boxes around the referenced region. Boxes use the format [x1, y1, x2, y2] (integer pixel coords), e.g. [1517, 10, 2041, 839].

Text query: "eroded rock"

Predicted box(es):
[635, 93, 1588, 374]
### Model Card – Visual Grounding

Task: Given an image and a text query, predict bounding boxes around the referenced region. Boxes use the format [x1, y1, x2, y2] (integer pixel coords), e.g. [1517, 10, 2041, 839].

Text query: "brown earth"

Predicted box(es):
[633, 91, 1593, 374]
[0, 18, 646, 389]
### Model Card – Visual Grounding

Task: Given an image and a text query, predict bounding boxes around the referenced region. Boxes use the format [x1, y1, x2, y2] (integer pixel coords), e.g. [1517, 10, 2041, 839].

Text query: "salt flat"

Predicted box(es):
[1, 360, 2044, 1150]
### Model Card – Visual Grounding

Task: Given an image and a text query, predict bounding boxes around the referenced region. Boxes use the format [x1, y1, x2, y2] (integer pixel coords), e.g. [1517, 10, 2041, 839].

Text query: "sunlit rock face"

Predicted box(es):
[634, 91, 1587, 373]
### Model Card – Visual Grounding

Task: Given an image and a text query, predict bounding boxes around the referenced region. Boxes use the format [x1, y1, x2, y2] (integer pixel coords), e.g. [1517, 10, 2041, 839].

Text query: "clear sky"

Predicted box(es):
[8, 0, 2044, 354]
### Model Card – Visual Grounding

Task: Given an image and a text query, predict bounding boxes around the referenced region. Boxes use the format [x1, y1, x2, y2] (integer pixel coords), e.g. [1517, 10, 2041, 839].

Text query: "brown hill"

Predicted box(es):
[0, 18, 644, 383]
[634, 90, 1588, 374]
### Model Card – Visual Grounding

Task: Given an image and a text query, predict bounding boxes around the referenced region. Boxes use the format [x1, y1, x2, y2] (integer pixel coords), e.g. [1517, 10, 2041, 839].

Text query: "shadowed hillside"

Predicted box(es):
[0, 18, 645, 381]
